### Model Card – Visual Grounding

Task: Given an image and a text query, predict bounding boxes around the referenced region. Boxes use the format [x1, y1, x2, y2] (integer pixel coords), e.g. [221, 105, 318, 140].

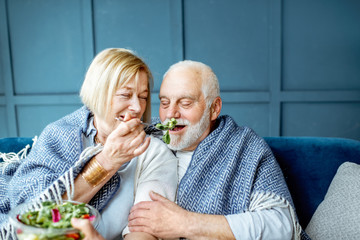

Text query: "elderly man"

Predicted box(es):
[73, 60, 309, 240]
[127, 60, 309, 240]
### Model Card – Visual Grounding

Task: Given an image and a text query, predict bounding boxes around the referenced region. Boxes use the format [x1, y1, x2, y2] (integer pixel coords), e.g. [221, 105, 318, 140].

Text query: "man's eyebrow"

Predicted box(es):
[159, 95, 196, 100]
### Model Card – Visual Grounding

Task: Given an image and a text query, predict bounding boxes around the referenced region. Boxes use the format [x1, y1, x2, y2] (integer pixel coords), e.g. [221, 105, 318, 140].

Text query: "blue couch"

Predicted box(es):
[263, 137, 360, 229]
[1, 136, 360, 230]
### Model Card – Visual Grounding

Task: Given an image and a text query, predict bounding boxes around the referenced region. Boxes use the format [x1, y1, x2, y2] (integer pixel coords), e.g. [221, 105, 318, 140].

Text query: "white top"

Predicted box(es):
[176, 150, 294, 240]
[96, 136, 177, 240]
[83, 118, 178, 240]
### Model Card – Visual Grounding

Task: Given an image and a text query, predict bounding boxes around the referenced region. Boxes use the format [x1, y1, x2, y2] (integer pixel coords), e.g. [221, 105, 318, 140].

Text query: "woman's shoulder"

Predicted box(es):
[140, 135, 176, 160]
[147, 135, 174, 154]
[40, 107, 89, 135]
[52, 106, 90, 128]
[148, 135, 166, 146]
[136, 135, 177, 176]
[34, 107, 89, 149]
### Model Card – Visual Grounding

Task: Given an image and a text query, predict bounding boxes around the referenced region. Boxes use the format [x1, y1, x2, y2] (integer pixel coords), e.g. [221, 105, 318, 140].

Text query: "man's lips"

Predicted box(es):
[170, 125, 186, 132]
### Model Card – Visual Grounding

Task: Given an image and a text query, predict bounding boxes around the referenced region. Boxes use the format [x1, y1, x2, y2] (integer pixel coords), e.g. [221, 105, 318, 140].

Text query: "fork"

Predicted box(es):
[115, 117, 152, 127]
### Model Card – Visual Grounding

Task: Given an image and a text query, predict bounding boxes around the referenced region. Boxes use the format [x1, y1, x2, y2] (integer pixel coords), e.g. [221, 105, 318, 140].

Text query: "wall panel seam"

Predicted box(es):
[268, 0, 282, 136]
[1, 0, 17, 136]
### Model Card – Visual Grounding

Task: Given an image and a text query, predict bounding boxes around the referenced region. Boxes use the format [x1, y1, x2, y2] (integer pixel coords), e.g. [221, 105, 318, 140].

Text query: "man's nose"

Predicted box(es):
[166, 105, 181, 119]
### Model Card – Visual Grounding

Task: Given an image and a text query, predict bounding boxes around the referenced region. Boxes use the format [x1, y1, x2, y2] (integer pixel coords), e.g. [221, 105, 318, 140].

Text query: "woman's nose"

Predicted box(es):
[129, 97, 141, 113]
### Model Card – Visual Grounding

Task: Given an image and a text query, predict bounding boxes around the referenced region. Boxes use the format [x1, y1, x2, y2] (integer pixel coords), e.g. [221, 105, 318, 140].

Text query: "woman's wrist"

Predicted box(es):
[81, 156, 110, 187]
[94, 151, 120, 172]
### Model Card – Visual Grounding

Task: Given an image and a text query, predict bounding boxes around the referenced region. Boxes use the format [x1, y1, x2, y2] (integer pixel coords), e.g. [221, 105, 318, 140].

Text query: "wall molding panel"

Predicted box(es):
[0, 0, 359, 140]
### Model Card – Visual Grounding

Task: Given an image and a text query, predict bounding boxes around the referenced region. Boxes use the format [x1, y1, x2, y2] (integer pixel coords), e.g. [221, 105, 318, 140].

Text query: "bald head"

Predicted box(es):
[163, 60, 220, 107]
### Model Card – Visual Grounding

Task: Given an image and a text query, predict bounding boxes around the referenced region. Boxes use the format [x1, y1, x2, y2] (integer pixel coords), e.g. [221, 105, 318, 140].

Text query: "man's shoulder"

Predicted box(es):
[212, 115, 266, 146]
[216, 115, 258, 136]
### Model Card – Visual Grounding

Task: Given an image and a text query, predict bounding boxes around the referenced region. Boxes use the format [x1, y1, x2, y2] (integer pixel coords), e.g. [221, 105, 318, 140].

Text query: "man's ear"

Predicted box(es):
[210, 97, 222, 121]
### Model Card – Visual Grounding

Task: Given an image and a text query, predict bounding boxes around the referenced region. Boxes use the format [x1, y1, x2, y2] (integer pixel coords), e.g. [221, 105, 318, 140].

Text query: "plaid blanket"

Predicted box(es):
[177, 115, 310, 239]
[0, 106, 120, 239]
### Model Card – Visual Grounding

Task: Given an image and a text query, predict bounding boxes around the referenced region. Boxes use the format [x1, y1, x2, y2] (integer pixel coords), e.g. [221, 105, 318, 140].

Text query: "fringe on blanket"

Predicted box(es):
[249, 191, 302, 240]
[0, 136, 38, 174]
[0, 144, 103, 240]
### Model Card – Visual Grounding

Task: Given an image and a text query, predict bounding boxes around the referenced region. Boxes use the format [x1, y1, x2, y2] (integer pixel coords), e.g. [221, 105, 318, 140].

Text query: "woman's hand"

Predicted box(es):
[97, 113, 151, 171]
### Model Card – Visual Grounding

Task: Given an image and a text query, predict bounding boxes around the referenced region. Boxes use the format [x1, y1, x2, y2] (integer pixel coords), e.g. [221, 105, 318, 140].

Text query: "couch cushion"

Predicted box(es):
[0, 137, 34, 153]
[305, 162, 360, 239]
[0, 137, 34, 162]
[264, 137, 360, 229]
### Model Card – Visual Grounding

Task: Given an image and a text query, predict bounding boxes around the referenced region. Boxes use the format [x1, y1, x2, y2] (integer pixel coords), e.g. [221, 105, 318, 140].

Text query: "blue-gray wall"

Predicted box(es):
[1, 0, 360, 140]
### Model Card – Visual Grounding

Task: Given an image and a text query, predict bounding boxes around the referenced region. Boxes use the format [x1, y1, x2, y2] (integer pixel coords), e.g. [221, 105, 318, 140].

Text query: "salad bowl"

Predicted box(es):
[9, 200, 100, 240]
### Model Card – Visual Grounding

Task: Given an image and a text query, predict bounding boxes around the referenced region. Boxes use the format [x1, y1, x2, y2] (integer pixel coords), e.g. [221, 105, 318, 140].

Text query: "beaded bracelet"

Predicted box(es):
[81, 157, 109, 188]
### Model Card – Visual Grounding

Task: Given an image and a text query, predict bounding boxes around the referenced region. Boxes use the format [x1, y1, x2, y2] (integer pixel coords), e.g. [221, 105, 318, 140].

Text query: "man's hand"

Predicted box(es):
[129, 191, 235, 239]
[128, 191, 190, 239]
[71, 218, 105, 240]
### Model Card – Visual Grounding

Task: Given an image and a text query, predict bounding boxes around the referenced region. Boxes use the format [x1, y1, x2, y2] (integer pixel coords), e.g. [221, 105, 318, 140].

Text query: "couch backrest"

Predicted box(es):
[0, 137, 34, 157]
[264, 137, 360, 229]
[2, 136, 360, 230]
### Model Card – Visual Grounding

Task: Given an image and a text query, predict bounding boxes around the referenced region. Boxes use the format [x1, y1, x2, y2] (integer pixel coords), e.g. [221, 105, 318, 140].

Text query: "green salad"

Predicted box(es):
[155, 118, 177, 144]
[14, 201, 96, 240]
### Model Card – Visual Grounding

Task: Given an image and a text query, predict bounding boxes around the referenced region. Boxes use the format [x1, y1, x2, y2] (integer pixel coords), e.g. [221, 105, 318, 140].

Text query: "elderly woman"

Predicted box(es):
[0, 48, 177, 240]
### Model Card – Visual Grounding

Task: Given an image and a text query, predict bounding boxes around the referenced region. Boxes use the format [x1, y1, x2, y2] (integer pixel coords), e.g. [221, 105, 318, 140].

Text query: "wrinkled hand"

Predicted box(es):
[99, 113, 151, 170]
[128, 191, 189, 239]
[71, 218, 105, 240]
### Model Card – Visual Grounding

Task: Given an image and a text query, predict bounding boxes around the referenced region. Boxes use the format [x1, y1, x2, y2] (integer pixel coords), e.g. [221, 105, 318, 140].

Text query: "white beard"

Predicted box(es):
[165, 108, 211, 151]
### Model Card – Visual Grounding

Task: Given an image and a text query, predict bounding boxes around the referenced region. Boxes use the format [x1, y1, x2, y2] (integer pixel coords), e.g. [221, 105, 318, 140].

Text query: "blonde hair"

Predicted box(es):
[164, 60, 220, 107]
[80, 48, 153, 122]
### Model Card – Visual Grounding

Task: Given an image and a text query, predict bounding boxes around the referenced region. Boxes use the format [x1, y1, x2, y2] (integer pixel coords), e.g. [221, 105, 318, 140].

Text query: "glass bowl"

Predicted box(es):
[8, 200, 100, 240]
